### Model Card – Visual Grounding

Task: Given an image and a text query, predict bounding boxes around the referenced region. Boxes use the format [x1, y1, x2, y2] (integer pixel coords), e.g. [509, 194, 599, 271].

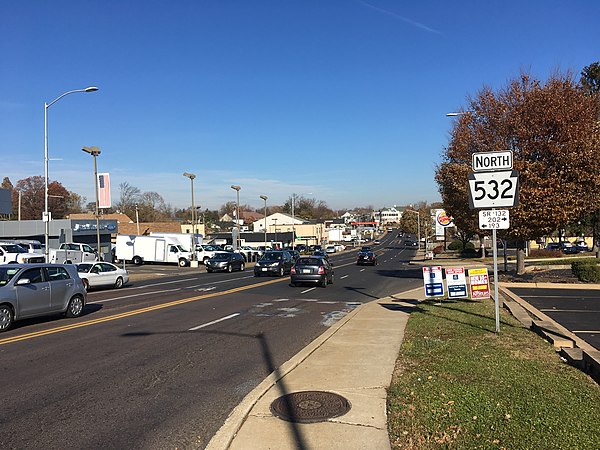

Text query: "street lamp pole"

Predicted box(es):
[82, 146, 102, 259]
[231, 185, 241, 249]
[135, 203, 140, 235]
[183, 172, 197, 260]
[44, 86, 98, 262]
[260, 195, 268, 251]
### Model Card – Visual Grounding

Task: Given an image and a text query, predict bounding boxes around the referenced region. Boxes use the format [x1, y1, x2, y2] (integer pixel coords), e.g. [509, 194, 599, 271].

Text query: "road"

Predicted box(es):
[0, 233, 422, 449]
[509, 287, 600, 351]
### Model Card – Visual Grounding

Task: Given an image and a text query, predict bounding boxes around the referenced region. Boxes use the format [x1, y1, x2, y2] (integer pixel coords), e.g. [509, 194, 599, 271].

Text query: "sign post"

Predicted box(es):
[468, 151, 518, 333]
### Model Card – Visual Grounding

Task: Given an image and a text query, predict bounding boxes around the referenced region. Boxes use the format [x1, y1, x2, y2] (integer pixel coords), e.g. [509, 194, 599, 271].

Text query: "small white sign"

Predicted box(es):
[479, 209, 510, 230]
[472, 151, 513, 172]
[468, 170, 519, 209]
[445, 267, 468, 298]
[423, 266, 445, 298]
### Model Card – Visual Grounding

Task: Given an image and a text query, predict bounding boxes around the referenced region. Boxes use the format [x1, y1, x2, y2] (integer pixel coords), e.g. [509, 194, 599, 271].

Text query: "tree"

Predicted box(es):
[436, 72, 600, 273]
[115, 182, 141, 218]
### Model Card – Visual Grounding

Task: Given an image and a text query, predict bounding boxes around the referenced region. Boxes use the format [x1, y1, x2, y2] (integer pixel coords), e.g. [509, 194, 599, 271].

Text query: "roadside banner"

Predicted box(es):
[469, 268, 490, 299]
[445, 267, 468, 299]
[423, 266, 445, 298]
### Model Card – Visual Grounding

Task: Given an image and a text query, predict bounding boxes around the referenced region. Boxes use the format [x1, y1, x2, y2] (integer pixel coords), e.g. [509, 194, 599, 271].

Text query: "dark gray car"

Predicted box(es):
[0, 264, 87, 332]
[205, 252, 245, 273]
[254, 251, 293, 277]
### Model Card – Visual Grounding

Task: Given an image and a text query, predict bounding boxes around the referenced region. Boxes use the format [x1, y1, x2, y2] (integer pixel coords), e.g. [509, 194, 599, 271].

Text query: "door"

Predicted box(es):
[46, 266, 75, 311]
[15, 267, 51, 318]
[155, 240, 166, 262]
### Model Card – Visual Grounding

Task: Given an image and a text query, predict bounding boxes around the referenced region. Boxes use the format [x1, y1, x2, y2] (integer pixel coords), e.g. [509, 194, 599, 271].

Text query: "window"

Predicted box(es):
[20, 268, 45, 284]
[99, 263, 116, 272]
[46, 266, 71, 281]
[82, 245, 95, 253]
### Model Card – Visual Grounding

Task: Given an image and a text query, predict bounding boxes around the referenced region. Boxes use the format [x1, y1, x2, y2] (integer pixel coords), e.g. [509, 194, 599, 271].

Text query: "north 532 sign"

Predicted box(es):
[468, 170, 520, 209]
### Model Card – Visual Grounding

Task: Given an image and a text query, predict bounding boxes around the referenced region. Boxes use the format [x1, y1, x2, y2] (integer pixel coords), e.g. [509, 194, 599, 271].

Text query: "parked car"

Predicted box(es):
[0, 264, 87, 332]
[334, 244, 346, 252]
[574, 240, 590, 252]
[561, 242, 578, 254]
[374, 239, 381, 245]
[325, 245, 337, 254]
[205, 252, 245, 273]
[290, 256, 334, 288]
[284, 249, 301, 261]
[545, 243, 561, 251]
[309, 245, 322, 252]
[76, 262, 129, 291]
[254, 251, 293, 277]
[312, 250, 330, 261]
[357, 251, 377, 266]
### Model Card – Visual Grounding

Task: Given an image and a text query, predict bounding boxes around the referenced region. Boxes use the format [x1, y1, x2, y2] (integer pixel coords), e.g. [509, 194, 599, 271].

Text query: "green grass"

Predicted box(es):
[532, 256, 598, 266]
[387, 299, 600, 449]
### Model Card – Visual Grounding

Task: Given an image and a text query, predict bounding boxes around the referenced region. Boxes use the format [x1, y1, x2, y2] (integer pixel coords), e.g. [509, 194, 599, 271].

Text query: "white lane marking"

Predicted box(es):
[360, 269, 365, 272]
[274, 298, 290, 302]
[318, 301, 337, 304]
[88, 288, 181, 304]
[186, 275, 254, 289]
[196, 287, 217, 292]
[189, 313, 241, 331]
[541, 309, 600, 313]
[573, 330, 600, 333]
[520, 295, 596, 298]
[340, 275, 349, 279]
[301, 287, 317, 294]
[133, 278, 198, 289]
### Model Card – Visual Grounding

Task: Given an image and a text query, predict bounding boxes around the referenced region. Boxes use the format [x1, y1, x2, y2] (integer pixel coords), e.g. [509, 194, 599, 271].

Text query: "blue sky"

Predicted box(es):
[1, 1, 598, 212]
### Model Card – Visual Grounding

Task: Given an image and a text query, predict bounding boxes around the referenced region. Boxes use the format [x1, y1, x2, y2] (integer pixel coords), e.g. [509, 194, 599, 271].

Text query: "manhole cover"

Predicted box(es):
[270, 390, 351, 423]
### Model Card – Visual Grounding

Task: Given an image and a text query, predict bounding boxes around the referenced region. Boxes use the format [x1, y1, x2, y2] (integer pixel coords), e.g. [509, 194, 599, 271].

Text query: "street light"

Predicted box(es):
[230, 185, 241, 249]
[82, 146, 102, 259]
[135, 203, 140, 235]
[260, 195, 268, 251]
[183, 172, 197, 261]
[44, 86, 98, 262]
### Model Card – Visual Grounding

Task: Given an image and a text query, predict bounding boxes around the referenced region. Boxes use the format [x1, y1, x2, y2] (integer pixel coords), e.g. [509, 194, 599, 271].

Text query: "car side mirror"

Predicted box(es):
[16, 278, 31, 286]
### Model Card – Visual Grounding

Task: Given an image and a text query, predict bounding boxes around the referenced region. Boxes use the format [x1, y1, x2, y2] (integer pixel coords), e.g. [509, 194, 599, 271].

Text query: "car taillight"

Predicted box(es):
[318, 266, 325, 275]
[291, 267, 296, 274]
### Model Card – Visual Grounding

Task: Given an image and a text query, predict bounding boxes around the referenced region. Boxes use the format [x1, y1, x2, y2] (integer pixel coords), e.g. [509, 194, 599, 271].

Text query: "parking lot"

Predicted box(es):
[509, 287, 600, 351]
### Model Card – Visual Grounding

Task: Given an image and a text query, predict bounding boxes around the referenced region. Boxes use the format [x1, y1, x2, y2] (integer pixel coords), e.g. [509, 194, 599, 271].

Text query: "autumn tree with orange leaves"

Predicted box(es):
[436, 72, 600, 273]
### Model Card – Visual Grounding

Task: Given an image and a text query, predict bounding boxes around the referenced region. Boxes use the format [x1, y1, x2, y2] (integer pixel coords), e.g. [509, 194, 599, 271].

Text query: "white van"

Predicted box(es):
[115, 235, 192, 267]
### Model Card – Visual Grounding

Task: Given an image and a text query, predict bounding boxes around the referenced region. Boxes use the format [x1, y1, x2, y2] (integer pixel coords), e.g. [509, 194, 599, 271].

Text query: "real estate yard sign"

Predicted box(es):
[423, 266, 444, 298]
[445, 267, 468, 299]
[469, 268, 490, 299]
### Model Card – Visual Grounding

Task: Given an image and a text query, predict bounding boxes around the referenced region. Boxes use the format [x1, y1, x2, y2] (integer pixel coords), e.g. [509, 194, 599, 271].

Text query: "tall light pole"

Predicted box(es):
[183, 172, 197, 260]
[135, 203, 140, 235]
[231, 185, 241, 249]
[273, 217, 278, 248]
[82, 146, 102, 259]
[260, 195, 268, 251]
[291, 192, 312, 250]
[44, 86, 98, 261]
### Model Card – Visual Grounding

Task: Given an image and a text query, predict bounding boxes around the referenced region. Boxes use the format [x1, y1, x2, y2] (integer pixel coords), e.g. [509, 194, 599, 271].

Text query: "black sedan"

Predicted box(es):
[290, 256, 334, 288]
[205, 252, 245, 273]
[357, 251, 377, 266]
[254, 251, 293, 277]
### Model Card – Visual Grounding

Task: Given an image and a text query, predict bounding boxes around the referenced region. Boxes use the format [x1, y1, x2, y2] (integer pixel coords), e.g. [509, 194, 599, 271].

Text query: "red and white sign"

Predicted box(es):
[445, 267, 468, 298]
[468, 268, 490, 299]
[97, 173, 111, 209]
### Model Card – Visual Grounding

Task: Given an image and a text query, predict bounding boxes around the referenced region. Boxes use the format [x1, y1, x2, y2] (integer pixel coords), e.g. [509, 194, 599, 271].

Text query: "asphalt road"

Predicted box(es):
[510, 287, 600, 351]
[0, 233, 422, 449]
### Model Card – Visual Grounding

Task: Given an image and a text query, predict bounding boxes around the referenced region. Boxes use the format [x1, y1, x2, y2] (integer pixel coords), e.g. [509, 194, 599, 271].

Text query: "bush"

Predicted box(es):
[460, 247, 478, 258]
[432, 245, 444, 255]
[448, 241, 463, 251]
[571, 260, 600, 282]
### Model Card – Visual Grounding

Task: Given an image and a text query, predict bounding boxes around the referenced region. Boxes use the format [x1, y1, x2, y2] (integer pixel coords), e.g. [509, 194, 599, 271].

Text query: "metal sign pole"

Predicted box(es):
[492, 220, 500, 333]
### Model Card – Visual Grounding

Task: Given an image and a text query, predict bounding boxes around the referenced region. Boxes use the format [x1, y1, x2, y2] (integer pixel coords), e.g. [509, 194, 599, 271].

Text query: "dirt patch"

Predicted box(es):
[498, 267, 581, 284]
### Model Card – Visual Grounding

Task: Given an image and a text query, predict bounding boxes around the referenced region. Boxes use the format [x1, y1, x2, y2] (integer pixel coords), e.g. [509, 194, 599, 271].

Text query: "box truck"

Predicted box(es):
[115, 235, 192, 267]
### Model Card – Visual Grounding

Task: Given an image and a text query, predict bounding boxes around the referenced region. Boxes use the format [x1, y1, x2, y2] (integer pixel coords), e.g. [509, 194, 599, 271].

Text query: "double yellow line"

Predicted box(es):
[0, 277, 284, 346]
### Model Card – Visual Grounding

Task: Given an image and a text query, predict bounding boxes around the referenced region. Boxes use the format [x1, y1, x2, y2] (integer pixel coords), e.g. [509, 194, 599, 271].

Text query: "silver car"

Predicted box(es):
[0, 264, 87, 332]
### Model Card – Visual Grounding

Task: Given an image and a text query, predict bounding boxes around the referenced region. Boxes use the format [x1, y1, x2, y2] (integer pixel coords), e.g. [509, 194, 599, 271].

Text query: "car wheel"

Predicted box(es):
[115, 277, 124, 289]
[240, 263, 245, 271]
[81, 278, 90, 291]
[65, 260, 72, 265]
[65, 295, 84, 318]
[0, 304, 14, 332]
[132, 256, 143, 266]
[178, 258, 188, 267]
[227, 264, 233, 273]
[254, 272, 260, 277]
[278, 267, 284, 277]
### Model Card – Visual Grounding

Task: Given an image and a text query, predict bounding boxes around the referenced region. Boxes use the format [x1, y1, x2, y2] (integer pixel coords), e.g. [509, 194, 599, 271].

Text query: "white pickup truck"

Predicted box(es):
[49, 243, 98, 264]
[0, 243, 45, 264]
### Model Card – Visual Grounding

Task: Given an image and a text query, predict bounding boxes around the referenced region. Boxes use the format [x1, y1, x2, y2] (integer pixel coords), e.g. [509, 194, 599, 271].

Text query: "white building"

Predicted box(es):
[375, 206, 402, 225]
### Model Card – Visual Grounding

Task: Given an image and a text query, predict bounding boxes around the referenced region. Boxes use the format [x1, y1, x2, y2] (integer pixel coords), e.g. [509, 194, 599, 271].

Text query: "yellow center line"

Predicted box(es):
[0, 277, 283, 346]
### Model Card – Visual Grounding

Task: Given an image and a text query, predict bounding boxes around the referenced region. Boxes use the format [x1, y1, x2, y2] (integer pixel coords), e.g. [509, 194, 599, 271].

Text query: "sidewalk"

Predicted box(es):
[206, 287, 424, 450]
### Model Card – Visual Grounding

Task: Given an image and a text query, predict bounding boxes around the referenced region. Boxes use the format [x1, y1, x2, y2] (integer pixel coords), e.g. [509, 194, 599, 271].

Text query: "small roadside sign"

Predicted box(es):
[479, 209, 510, 230]
[469, 268, 490, 299]
[468, 170, 520, 209]
[472, 150, 513, 172]
[445, 267, 468, 298]
[423, 266, 444, 298]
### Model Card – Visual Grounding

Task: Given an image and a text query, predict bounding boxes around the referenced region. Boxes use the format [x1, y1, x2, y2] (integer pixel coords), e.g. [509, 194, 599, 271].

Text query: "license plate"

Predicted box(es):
[302, 269, 311, 274]
[262, 268, 268, 271]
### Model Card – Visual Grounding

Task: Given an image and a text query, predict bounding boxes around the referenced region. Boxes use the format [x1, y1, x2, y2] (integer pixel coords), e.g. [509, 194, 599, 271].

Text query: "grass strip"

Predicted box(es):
[387, 298, 600, 449]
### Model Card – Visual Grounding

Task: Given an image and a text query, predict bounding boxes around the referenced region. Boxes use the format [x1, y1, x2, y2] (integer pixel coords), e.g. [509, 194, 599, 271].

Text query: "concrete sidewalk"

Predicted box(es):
[206, 287, 424, 450]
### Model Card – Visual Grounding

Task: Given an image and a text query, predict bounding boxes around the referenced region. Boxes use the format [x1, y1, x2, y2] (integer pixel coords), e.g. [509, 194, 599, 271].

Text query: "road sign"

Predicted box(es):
[468, 170, 519, 209]
[468, 268, 490, 299]
[472, 151, 513, 172]
[422, 266, 444, 298]
[479, 209, 510, 230]
[445, 267, 468, 298]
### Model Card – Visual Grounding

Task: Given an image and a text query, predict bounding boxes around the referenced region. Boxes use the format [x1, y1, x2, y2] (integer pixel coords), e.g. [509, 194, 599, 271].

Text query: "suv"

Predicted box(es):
[205, 252, 245, 273]
[254, 251, 293, 277]
[0, 264, 87, 332]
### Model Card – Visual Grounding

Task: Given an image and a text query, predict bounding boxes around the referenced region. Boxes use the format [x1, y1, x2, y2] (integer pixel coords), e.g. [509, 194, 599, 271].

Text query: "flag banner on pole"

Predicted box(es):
[97, 173, 111, 209]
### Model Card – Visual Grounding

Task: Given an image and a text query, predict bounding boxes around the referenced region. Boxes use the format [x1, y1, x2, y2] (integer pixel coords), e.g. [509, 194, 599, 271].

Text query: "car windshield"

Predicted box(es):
[1, 244, 26, 253]
[0, 267, 20, 286]
[212, 253, 230, 260]
[262, 252, 282, 260]
[78, 263, 93, 272]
